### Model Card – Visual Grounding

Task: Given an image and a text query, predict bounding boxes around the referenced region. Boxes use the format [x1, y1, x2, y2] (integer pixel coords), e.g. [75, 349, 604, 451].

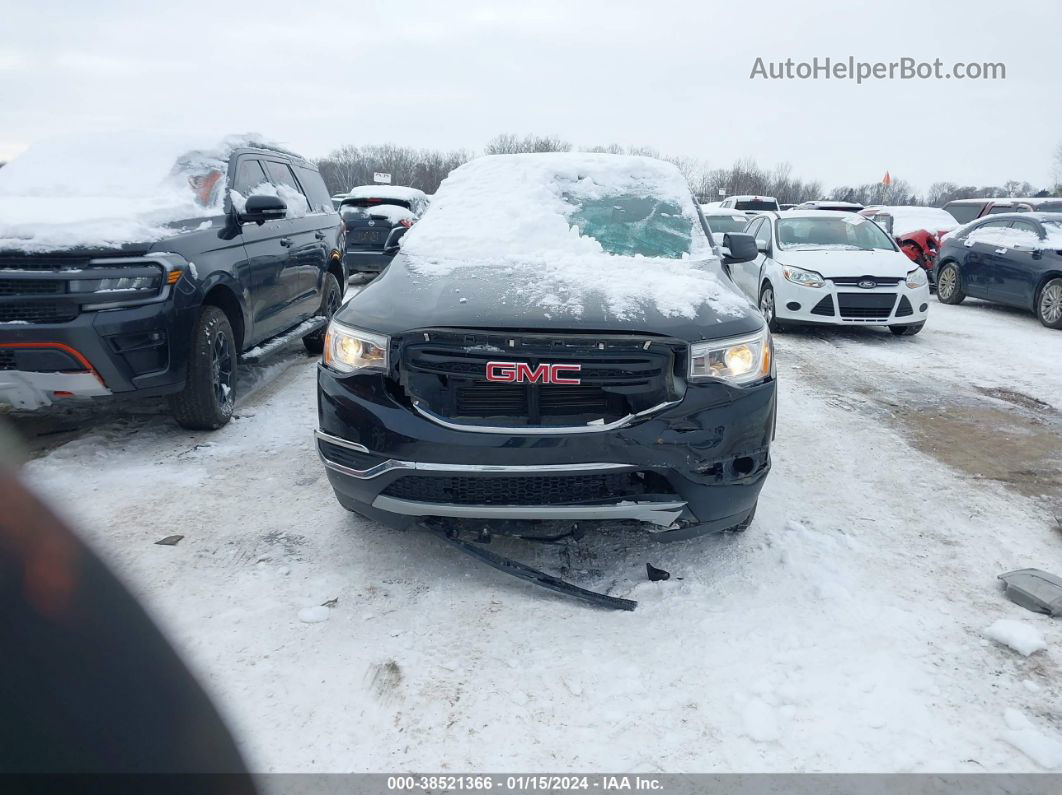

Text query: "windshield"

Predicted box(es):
[341, 198, 411, 210]
[705, 214, 750, 235]
[734, 199, 778, 211]
[777, 216, 897, 251]
[565, 194, 693, 258]
[944, 203, 983, 223]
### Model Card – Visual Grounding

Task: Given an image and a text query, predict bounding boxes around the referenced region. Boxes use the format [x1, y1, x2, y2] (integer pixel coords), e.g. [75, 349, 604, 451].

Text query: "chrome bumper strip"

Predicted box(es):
[371, 495, 687, 527]
[315, 430, 637, 480]
[410, 398, 681, 435]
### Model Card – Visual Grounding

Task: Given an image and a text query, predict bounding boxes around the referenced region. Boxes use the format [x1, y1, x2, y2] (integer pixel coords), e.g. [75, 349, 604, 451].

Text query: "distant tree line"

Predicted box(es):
[314, 133, 1061, 206]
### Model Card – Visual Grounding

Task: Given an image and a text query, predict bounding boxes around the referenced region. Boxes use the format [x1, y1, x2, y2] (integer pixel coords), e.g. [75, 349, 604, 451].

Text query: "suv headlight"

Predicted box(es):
[323, 320, 389, 373]
[906, 267, 928, 288]
[781, 265, 825, 288]
[689, 328, 772, 385]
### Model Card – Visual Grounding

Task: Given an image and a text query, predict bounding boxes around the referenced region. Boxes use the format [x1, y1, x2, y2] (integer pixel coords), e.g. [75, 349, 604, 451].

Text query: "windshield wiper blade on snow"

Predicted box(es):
[425, 523, 638, 611]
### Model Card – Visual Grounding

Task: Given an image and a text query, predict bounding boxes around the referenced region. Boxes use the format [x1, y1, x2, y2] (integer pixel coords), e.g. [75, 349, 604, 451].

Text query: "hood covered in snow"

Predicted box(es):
[776, 247, 917, 278]
[0, 132, 281, 253]
[338, 256, 762, 341]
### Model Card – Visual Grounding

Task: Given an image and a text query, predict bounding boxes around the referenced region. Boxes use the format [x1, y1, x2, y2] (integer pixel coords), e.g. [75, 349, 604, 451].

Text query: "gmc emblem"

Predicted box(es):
[485, 361, 582, 385]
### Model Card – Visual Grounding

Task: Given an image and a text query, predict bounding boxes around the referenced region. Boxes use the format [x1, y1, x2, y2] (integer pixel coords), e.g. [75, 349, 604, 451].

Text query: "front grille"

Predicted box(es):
[0, 255, 94, 272]
[401, 330, 678, 429]
[0, 303, 79, 324]
[810, 295, 835, 316]
[381, 472, 644, 506]
[0, 279, 64, 296]
[895, 296, 913, 317]
[830, 276, 904, 286]
[0, 350, 14, 370]
[837, 293, 896, 320]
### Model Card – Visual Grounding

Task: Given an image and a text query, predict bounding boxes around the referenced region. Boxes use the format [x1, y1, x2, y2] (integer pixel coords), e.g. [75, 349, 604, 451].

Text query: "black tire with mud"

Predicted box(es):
[170, 305, 237, 430]
[303, 273, 342, 354]
[936, 262, 965, 305]
[759, 282, 786, 332]
[889, 322, 925, 336]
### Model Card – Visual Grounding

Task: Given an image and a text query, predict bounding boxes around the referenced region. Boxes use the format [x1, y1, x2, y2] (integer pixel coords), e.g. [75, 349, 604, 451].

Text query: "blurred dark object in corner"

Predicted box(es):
[0, 443, 257, 792]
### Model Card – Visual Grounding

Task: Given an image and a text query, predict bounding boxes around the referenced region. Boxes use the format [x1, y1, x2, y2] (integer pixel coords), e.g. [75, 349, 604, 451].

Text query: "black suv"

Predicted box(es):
[315, 154, 774, 541]
[339, 186, 429, 275]
[0, 139, 346, 429]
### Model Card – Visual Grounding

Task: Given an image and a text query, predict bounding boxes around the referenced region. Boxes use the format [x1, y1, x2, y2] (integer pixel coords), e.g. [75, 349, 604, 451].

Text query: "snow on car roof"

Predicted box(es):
[866, 206, 958, 235]
[400, 153, 745, 320]
[344, 185, 427, 201]
[0, 131, 283, 252]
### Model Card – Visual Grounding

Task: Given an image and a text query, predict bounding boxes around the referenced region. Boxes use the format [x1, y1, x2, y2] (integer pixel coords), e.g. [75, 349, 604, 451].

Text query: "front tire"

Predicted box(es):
[170, 306, 236, 430]
[889, 322, 925, 336]
[759, 282, 785, 332]
[303, 272, 342, 354]
[936, 262, 965, 305]
[1036, 278, 1062, 329]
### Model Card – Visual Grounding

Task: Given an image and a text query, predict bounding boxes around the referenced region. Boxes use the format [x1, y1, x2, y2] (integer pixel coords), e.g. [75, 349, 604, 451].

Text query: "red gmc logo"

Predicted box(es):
[485, 361, 582, 385]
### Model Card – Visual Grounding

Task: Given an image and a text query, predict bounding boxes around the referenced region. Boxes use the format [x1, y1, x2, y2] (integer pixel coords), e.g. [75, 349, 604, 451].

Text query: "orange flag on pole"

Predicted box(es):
[882, 171, 892, 186]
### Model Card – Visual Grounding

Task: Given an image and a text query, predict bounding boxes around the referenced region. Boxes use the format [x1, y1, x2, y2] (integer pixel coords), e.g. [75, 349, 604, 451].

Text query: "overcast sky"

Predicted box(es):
[1, 0, 1059, 193]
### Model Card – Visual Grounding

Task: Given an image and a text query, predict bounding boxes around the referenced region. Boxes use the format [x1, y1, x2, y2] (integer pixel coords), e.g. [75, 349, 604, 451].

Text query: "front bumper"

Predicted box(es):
[316, 366, 776, 539]
[0, 300, 195, 408]
[774, 280, 930, 326]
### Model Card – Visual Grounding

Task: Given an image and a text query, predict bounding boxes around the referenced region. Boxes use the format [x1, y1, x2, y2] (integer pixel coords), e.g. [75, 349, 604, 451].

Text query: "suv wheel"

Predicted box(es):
[170, 306, 236, 430]
[304, 273, 341, 354]
[759, 282, 785, 332]
[1036, 278, 1062, 329]
[936, 262, 965, 304]
[889, 322, 925, 336]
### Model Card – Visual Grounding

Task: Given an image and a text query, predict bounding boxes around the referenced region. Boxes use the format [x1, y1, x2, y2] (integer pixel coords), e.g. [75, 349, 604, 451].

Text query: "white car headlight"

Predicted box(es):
[323, 320, 389, 373]
[689, 329, 772, 385]
[781, 265, 825, 288]
[906, 267, 928, 289]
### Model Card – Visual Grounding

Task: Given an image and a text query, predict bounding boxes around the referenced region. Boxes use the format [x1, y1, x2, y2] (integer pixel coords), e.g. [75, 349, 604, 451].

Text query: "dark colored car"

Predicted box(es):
[315, 154, 773, 542]
[0, 137, 347, 429]
[941, 197, 1062, 224]
[936, 212, 1062, 329]
[339, 186, 429, 275]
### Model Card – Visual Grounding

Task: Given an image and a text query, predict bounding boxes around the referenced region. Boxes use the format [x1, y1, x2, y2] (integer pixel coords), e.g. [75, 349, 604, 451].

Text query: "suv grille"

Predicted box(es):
[0, 303, 79, 324]
[0, 350, 14, 370]
[837, 293, 896, 320]
[381, 472, 643, 506]
[400, 330, 678, 429]
[0, 279, 65, 296]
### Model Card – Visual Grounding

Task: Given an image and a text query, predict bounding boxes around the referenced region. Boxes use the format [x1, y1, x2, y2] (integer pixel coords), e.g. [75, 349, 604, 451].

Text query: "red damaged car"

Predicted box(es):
[860, 206, 959, 288]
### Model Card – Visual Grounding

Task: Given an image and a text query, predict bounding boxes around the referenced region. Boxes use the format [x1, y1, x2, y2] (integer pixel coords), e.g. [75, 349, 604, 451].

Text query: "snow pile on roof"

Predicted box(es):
[0, 132, 276, 252]
[400, 153, 743, 320]
[345, 185, 427, 202]
[984, 619, 1047, 656]
[874, 206, 958, 236]
[341, 203, 413, 225]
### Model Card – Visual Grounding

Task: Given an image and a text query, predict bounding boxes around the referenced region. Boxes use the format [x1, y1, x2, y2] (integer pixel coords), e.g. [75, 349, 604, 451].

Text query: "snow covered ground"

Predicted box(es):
[8, 296, 1062, 773]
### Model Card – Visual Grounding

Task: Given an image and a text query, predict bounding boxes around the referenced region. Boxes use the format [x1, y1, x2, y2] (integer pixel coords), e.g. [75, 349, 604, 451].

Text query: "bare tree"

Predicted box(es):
[484, 133, 572, 155]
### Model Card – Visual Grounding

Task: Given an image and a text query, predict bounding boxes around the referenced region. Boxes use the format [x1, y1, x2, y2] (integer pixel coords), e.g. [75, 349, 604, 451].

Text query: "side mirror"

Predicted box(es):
[239, 194, 287, 225]
[723, 233, 758, 264]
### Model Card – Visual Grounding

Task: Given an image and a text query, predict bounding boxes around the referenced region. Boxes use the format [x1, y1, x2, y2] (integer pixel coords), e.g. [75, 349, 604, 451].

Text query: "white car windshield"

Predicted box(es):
[777, 216, 897, 251]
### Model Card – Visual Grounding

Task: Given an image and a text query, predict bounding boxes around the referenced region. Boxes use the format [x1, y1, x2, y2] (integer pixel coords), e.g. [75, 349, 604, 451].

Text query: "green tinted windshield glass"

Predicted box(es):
[566, 194, 693, 258]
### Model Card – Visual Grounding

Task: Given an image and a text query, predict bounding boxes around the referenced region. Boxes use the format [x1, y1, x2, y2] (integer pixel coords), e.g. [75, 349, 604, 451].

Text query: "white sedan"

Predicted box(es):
[729, 210, 931, 335]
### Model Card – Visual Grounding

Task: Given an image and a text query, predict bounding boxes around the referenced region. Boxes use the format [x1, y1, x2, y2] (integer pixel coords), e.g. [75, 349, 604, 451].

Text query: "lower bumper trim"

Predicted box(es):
[0, 371, 110, 409]
[371, 495, 687, 527]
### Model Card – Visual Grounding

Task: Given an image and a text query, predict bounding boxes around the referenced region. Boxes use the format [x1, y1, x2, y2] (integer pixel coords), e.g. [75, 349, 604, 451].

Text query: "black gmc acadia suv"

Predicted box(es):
[315, 153, 775, 541]
[0, 137, 346, 429]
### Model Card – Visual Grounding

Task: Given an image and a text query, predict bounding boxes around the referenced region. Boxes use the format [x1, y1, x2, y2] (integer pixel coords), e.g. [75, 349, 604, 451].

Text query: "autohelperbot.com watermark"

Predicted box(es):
[750, 56, 1006, 83]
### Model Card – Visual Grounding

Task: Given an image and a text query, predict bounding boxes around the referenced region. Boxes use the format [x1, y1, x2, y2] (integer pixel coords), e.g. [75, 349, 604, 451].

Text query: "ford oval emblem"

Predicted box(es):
[858, 279, 876, 289]
[367, 220, 375, 227]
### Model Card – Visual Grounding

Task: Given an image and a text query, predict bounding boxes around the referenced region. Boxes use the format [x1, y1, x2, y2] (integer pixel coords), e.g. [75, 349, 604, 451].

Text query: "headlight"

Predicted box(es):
[69, 275, 162, 294]
[689, 329, 772, 385]
[906, 267, 928, 288]
[323, 320, 389, 373]
[781, 265, 825, 288]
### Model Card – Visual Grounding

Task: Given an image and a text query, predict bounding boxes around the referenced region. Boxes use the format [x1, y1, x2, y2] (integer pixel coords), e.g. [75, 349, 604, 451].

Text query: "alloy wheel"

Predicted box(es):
[211, 332, 234, 409]
[760, 287, 775, 324]
[938, 267, 956, 300]
[1041, 283, 1062, 325]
